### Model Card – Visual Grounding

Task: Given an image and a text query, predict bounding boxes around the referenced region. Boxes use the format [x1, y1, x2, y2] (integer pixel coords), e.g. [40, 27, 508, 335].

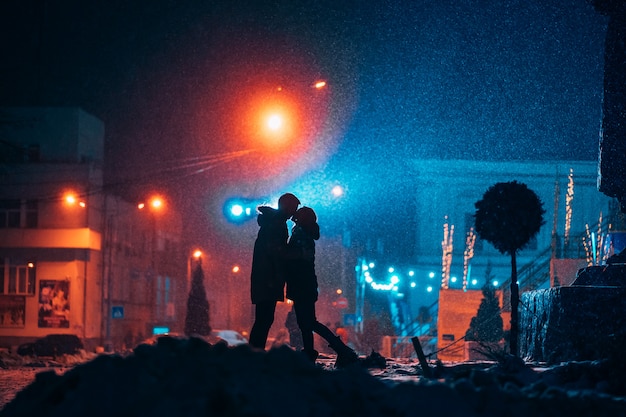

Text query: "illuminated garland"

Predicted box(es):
[582, 212, 610, 266]
[564, 168, 574, 246]
[441, 216, 454, 289]
[462, 227, 476, 292]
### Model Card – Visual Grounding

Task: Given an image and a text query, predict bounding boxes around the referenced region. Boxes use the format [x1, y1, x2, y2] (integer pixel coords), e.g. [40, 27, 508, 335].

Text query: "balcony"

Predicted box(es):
[0, 228, 102, 250]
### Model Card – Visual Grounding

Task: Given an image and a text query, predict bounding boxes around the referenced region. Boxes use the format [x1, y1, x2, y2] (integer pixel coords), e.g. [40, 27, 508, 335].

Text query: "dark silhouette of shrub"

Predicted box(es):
[465, 283, 504, 343]
[184, 263, 211, 336]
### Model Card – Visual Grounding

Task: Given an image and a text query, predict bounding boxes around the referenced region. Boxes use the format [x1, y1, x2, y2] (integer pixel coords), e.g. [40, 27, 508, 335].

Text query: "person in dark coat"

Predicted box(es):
[286, 206, 360, 367]
[285, 306, 303, 351]
[248, 193, 301, 350]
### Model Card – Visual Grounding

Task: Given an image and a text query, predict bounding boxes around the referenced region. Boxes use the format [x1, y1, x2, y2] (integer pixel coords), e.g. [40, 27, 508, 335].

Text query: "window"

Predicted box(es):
[0, 200, 20, 228]
[0, 260, 36, 295]
[0, 199, 38, 228]
[25, 200, 38, 228]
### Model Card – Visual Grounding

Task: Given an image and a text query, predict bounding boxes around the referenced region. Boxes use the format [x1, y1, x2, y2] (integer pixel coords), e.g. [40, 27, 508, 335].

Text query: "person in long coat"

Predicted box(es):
[248, 193, 300, 349]
[286, 206, 359, 367]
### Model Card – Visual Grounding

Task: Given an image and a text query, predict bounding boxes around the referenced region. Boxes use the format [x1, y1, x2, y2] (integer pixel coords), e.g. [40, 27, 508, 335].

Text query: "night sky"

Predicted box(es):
[0, 0, 609, 254]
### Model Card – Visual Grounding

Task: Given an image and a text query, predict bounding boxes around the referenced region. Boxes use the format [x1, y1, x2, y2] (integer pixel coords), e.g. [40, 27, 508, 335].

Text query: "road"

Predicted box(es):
[0, 367, 61, 409]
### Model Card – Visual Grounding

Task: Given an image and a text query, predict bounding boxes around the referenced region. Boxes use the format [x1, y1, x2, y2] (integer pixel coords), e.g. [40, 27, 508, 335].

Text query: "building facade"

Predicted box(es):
[0, 107, 187, 351]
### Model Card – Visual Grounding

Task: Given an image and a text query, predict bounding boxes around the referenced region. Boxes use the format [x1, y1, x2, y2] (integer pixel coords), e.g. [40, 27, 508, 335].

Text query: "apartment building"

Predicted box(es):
[0, 107, 186, 351]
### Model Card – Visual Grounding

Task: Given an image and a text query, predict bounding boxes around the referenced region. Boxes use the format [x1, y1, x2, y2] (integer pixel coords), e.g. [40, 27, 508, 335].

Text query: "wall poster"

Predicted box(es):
[0, 295, 26, 327]
[38, 280, 70, 328]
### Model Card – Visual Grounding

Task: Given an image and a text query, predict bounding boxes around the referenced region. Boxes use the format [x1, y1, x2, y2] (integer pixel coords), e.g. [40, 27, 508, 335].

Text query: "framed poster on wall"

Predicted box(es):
[38, 280, 70, 328]
[0, 295, 26, 328]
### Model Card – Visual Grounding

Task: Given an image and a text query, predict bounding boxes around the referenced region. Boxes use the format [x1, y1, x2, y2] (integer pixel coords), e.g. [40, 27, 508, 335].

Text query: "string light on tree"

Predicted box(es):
[462, 227, 476, 292]
[441, 216, 454, 289]
[583, 211, 610, 266]
[564, 168, 574, 246]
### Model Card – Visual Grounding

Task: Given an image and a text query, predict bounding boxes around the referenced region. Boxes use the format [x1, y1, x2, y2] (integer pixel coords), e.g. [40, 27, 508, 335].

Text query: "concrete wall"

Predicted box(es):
[520, 283, 626, 364]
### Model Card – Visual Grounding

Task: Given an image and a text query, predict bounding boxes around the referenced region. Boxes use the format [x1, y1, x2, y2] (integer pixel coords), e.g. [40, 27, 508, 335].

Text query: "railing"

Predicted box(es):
[395, 300, 438, 337]
[500, 245, 552, 311]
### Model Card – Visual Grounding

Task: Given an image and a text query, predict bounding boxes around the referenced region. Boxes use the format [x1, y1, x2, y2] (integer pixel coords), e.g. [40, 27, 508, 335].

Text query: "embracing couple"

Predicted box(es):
[248, 193, 359, 368]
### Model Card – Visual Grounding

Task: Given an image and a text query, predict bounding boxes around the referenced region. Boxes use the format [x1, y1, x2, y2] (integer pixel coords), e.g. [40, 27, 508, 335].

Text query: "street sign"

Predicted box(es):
[111, 306, 124, 319]
[336, 296, 348, 309]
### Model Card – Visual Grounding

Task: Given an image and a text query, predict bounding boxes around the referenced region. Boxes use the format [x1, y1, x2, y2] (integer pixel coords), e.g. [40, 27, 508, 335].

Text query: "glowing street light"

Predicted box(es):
[266, 114, 283, 131]
[63, 192, 86, 208]
[138, 196, 164, 211]
[331, 185, 344, 198]
[150, 197, 163, 210]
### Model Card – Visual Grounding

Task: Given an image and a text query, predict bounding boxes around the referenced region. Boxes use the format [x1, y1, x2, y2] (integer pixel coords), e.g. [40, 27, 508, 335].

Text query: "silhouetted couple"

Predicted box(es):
[249, 193, 359, 367]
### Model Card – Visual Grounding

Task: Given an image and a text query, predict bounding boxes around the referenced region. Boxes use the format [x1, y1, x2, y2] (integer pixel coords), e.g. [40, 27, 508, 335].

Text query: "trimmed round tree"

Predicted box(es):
[474, 181, 545, 356]
[184, 263, 211, 336]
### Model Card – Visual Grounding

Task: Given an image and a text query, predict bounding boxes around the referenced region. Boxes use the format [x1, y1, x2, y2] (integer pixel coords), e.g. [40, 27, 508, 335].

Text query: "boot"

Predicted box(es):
[302, 348, 319, 363]
[328, 336, 359, 368]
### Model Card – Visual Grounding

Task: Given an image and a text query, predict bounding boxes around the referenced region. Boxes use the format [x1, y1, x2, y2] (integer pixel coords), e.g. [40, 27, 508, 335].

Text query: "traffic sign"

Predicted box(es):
[336, 297, 348, 309]
[112, 306, 124, 319]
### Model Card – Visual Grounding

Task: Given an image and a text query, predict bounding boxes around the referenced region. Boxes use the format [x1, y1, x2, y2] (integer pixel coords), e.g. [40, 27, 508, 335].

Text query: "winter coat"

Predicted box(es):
[250, 206, 290, 304]
[285, 222, 320, 303]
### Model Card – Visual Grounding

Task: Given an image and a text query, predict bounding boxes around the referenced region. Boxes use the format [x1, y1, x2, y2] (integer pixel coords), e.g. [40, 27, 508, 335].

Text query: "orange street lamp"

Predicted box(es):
[266, 114, 283, 131]
[150, 197, 163, 210]
[138, 196, 164, 211]
[63, 192, 86, 207]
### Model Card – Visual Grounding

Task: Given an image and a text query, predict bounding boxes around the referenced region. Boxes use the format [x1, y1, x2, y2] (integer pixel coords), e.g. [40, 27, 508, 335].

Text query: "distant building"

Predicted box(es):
[0, 107, 187, 351]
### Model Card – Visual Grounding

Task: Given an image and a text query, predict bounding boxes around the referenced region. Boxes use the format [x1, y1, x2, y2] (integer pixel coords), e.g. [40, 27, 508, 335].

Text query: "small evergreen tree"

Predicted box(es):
[184, 263, 211, 336]
[465, 283, 504, 343]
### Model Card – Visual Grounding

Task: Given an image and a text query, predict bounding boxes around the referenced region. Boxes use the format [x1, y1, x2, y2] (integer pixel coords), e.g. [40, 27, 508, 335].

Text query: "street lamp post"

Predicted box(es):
[138, 196, 164, 334]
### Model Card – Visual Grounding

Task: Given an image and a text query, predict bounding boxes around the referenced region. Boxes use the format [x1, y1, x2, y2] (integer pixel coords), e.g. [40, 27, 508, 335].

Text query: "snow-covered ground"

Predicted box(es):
[1, 336, 625, 416]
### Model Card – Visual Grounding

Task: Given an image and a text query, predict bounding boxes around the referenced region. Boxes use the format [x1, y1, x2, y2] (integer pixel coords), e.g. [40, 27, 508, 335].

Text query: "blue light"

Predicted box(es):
[152, 326, 170, 335]
[408, 270, 415, 277]
[428, 272, 435, 278]
[230, 204, 244, 217]
[223, 198, 256, 224]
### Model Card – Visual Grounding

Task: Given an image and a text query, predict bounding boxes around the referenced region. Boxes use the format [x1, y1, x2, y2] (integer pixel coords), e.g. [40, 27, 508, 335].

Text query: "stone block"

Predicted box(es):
[520, 286, 626, 364]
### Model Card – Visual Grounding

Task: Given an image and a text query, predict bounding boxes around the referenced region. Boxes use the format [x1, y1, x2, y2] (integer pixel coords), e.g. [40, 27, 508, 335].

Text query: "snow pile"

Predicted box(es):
[0, 349, 97, 369]
[2, 336, 626, 417]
